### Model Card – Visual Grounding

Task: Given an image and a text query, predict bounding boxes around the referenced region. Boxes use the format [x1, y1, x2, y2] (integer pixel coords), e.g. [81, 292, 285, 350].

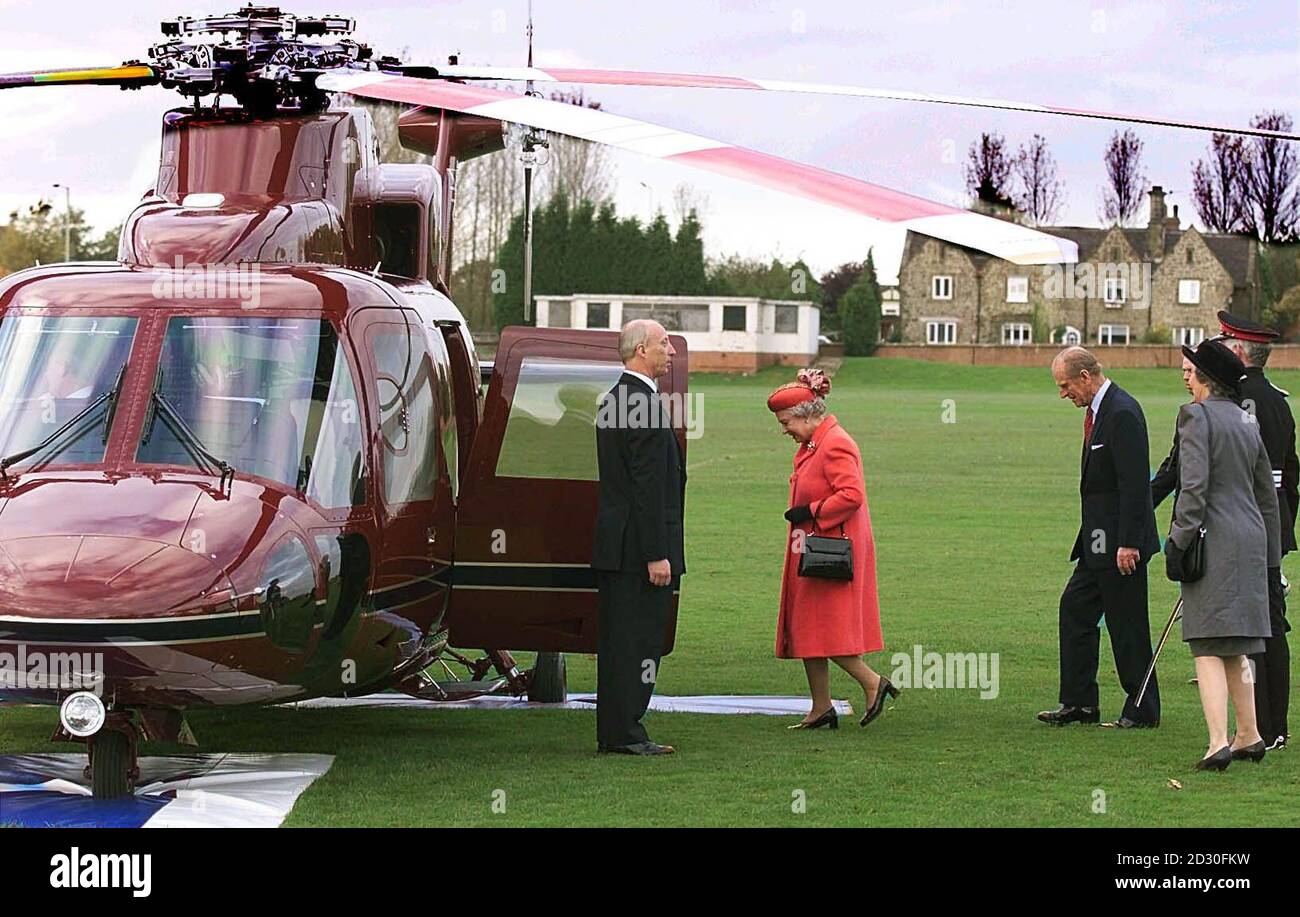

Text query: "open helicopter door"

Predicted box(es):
[447, 326, 688, 654]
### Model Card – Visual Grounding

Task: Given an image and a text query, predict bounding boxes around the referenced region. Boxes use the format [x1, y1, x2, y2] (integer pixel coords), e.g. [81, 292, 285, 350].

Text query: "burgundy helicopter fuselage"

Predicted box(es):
[0, 103, 686, 720]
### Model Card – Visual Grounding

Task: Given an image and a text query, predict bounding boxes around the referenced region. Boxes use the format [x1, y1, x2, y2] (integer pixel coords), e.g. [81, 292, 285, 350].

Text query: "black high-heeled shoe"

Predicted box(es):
[788, 707, 838, 730]
[859, 677, 900, 727]
[1231, 741, 1267, 762]
[1194, 746, 1232, 771]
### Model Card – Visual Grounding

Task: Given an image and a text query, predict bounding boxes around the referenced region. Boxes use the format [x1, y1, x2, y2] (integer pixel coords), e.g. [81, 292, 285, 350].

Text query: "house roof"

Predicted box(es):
[904, 223, 1256, 289]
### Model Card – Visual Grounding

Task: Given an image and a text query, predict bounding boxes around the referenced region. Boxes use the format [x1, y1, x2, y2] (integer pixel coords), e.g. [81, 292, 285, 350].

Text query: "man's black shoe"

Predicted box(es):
[1036, 704, 1100, 725]
[1102, 715, 1159, 729]
[598, 742, 676, 756]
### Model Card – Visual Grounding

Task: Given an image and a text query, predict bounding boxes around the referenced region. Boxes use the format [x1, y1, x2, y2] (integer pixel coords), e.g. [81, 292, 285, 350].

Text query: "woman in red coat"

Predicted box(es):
[768, 369, 893, 729]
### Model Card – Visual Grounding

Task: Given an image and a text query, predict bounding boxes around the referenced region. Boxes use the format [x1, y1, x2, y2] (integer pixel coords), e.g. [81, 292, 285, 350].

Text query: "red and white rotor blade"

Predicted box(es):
[431, 64, 1298, 142]
[319, 73, 1077, 265]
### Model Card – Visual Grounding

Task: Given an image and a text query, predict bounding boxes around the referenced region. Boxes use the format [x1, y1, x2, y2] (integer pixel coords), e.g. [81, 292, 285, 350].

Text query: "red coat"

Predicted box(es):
[776, 414, 883, 659]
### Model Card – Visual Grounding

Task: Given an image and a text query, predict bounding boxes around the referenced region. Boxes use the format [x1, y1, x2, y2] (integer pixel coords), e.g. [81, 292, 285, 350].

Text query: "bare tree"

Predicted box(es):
[1013, 134, 1064, 225]
[671, 182, 710, 227]
[964, 132, 1016, 211]
[1242, 111, 1299, 243]
[1101, 129, 1147, 226]
[536, 89, 614, 209]
[1191, 133, 1249, 233]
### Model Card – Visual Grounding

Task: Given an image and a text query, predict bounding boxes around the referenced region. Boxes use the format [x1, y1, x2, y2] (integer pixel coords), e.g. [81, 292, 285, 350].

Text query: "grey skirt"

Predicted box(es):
[1186, 636, 1266, 657]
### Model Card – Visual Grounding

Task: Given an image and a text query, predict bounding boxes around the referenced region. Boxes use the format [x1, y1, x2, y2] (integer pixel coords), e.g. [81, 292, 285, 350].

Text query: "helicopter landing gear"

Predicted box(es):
[85, 719, 140, 800]
[527, 652, 567, 704]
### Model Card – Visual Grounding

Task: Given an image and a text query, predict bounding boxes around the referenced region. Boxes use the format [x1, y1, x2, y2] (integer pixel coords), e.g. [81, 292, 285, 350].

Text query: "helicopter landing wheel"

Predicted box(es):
[88, 728, 134, 800]
[528, 651, 567, 703]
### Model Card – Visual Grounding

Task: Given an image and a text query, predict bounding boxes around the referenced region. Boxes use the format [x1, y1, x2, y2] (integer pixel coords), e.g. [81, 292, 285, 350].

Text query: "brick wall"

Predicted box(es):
[874, 343, 1300, 369]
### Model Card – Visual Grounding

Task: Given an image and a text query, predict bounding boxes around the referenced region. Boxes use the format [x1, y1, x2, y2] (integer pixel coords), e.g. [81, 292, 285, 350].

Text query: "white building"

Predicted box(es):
[534, 294, 821, 372]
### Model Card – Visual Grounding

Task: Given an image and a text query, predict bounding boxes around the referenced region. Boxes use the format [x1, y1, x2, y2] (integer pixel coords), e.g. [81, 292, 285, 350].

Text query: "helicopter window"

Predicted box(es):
[0, 315, 138, 470]
[374, 203, 421, 279]
[496, 357, 627, 481]
[370, 326, 438, 506]
[137, 317, 344, 491]
[304, 350, 366, 509]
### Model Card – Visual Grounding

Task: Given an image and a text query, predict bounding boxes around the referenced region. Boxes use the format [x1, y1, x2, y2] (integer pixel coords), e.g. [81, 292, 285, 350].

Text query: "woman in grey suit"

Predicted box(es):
[1165, 340, 1281, 771]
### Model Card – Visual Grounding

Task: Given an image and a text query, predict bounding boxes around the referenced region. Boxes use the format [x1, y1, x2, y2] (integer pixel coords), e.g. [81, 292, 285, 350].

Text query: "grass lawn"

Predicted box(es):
[2, 357, 1298, 826]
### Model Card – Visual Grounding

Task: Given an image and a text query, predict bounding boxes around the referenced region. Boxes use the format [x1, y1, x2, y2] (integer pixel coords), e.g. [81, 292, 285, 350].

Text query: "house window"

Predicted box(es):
[625, 304, 709, 332]
[1098, 324, 1130, 345]
[774, 305, 798, 333]
[1186, 248, 1194, 265]
[1178, 280, 1201, 304]
[585, 302, 610, 329]
[932, 275, 953, 300]
[1006, 276, 1029, 303]
[926, 320, 957, 345]
[1104, 276, 1126, 305]
[881, 294, 900, 317]
[1002, 322, 1032, 345]
[1174, 327, 1205, 346]
[1053, 325, 1082, 345]
[722, 305, 748, 332]
[548, 302, 571, 329]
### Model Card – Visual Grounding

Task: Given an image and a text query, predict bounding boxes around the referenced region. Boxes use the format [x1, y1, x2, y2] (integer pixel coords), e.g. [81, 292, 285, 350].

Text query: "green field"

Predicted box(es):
[3, 357, 1298, 826]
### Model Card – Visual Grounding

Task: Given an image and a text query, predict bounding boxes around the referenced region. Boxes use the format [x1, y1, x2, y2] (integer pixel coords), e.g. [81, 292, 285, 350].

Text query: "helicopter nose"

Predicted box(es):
[0, 535, 234, 619]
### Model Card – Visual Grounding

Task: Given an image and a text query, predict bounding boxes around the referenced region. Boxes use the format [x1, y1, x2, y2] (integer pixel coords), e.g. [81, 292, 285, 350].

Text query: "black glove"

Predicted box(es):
[1268, 565, 1287, 619]
[784, 504, 814, 524]
[1164, 540, 1185, 583]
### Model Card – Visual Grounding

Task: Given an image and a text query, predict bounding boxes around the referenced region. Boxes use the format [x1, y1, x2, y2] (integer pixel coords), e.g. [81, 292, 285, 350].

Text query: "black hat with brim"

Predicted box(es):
[1183, 339, 1247, 394]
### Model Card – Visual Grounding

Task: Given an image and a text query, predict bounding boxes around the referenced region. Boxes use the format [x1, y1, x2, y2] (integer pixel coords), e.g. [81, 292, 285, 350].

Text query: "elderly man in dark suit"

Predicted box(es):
[591, 319, 686, 755]
[1039, 347, 1162, 728]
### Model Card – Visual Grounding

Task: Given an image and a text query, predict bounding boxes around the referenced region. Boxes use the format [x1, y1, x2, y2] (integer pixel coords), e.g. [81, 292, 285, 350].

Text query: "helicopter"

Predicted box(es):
[0, 5, 1286, 799]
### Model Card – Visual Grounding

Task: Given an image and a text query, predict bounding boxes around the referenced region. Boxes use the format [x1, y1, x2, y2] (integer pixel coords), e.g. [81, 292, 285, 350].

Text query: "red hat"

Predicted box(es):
[766, 368, 831, 413]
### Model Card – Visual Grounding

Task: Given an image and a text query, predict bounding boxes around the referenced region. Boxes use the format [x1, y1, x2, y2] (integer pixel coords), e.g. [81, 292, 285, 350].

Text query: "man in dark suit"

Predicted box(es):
[1039, 347, 1162, 728]
[591, 319, 686, 755]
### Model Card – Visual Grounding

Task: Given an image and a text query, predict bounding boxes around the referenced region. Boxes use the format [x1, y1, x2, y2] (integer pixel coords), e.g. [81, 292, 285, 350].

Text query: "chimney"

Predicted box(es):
[1166, 203, 1180, 231]
[1147, 186, 1167, 262]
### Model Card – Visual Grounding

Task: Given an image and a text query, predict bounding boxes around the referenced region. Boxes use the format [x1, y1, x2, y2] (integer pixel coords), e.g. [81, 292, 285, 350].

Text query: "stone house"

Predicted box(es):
[898, 187, 1258, 347]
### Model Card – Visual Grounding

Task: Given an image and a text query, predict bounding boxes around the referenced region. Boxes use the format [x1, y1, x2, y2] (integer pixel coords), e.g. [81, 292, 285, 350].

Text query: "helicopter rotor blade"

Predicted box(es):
[428, 64, 1299, 142]
[0, 64, 159, 91]
[318, 72, 1077, 265]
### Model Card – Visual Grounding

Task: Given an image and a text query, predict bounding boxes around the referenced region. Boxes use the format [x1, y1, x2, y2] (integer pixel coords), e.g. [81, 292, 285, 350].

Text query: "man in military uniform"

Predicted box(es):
[1217, 311, 1294, 750]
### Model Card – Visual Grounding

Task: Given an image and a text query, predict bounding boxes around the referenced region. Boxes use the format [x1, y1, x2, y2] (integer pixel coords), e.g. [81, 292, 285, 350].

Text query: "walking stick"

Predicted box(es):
[1137, 597, 1182, 708]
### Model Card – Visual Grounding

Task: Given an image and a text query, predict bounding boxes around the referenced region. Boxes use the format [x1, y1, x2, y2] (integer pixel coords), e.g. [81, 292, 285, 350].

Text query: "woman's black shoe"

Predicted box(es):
[859, 677, 900, 727]
[788, 707, 838, 730]
[1194, 746, 1232, 771]
[1231, 741, 1267, 762]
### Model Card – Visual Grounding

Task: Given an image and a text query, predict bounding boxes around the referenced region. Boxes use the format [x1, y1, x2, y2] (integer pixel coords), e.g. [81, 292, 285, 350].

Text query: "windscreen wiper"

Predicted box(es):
[0, 364, 126, 478]
[151, 388, 236, 492]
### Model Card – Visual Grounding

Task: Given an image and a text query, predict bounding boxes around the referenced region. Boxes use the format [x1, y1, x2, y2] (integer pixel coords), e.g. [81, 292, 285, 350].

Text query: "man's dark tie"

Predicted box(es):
[1084, 406, 1095, 443]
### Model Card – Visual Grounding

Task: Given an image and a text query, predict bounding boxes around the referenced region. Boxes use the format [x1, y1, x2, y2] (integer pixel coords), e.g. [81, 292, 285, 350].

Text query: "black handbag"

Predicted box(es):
[798, 523, 854, 581]
[1180, 527, 1207, 582]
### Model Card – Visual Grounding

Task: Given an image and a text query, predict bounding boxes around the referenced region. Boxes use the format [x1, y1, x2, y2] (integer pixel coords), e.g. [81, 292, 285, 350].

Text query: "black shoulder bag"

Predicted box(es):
[798, 520, 854, 581]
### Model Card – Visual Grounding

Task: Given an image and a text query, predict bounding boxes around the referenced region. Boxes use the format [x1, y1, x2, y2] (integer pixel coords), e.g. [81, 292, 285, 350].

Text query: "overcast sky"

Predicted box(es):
[1, 0, 1295, 281]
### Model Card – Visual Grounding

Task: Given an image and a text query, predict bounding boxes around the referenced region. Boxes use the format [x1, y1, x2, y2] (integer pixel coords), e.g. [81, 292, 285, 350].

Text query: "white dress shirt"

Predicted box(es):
[1090, 378, 1112, 417]
[623, 369, 658, 393]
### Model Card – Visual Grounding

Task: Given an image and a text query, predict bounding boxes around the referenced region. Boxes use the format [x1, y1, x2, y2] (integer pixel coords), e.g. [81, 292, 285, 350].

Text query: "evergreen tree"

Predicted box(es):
[643, 212, 674, 292]
[841, 248, 882, 356]
[671, 210, 708, 294]
[492, 209, 527, 329]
